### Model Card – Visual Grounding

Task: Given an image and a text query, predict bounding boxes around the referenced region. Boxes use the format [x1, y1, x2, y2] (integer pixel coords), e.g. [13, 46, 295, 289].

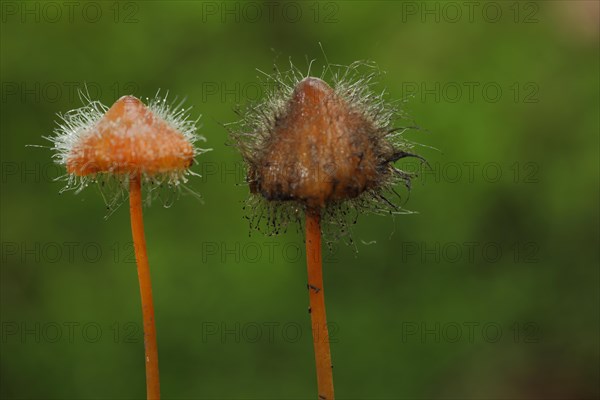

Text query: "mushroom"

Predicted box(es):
[51, 94, 205, 400]
[232, 63, 423, 399]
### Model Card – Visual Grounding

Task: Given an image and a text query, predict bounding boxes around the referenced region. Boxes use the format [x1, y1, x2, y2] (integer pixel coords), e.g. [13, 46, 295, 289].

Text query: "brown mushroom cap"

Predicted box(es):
[66, 96, 194, 176]
[250, 77, 381, 209]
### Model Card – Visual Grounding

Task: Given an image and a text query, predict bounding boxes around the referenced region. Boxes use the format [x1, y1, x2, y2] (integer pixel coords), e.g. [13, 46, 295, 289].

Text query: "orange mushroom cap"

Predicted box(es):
[66, 95, 195, 176]
[249, 77, 380, 209]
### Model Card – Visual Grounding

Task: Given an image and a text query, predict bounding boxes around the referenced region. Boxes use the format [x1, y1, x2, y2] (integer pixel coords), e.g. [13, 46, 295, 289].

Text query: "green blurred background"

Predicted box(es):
[1, 1, 598, 399]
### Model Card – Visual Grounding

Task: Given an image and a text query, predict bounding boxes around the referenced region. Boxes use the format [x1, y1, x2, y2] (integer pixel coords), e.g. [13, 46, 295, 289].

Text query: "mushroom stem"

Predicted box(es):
[129, 173, 161, 400]
[305, 208, 335, 400]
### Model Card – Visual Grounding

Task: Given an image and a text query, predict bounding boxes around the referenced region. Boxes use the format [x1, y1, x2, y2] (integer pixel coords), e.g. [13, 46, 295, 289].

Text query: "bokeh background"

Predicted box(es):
[1, 1, 598, 399]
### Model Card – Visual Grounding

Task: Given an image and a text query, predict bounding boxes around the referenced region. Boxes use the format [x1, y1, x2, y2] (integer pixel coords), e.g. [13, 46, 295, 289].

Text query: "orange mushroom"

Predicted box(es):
[233, 63, 424, 400]
[51, 94, 205, 400]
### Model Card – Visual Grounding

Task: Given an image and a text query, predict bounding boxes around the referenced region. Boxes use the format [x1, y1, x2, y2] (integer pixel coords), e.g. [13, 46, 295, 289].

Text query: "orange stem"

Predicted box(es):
[305, 208, 335, 400]
[129, 173, 160, 400]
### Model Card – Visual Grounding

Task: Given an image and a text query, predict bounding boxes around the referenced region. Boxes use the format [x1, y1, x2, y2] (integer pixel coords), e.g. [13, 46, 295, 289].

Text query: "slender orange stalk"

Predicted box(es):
[305, 208, 334, 400]
[233, 64, 423, 398]
[129, 173, 160, 400]
[52, 95, 204, 399]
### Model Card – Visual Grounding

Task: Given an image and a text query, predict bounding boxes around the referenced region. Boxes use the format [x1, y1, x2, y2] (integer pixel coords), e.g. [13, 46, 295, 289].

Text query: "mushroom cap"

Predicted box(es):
[66, 95, 194, 176]
[249, 77, 381, 209]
